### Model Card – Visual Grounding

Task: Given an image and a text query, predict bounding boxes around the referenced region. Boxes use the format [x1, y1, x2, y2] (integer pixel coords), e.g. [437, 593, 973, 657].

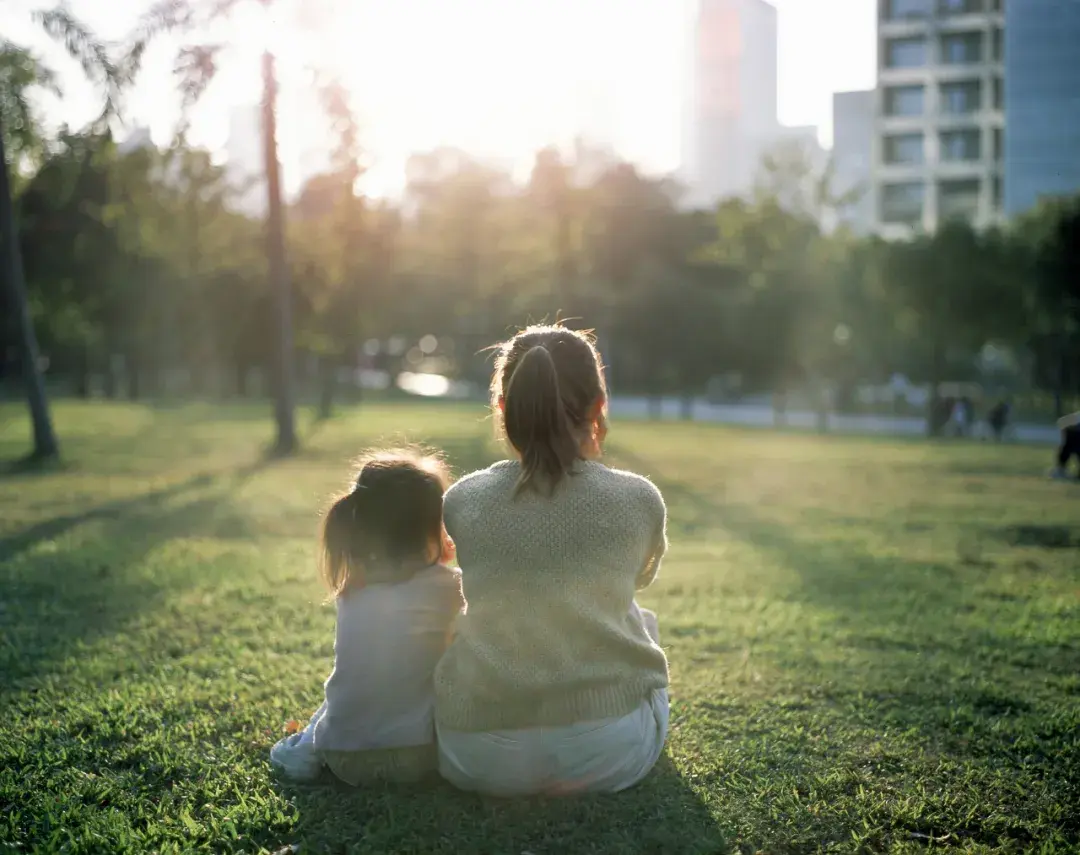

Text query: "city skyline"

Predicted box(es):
[3, 0, 876, 198]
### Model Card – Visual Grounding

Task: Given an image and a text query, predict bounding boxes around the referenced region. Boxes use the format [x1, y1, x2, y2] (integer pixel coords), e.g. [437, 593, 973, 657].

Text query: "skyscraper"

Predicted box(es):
[872, 0, 1005, 237]
[832, 90, 875, 232]
[1004, 0, 1080, 216]
[685, 0, 779, 207]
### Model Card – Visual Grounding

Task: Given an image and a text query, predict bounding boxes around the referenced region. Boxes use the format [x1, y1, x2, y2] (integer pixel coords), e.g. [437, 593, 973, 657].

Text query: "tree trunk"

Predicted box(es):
[648, 394, 662, 420]
[127, 357, 140, 401]
[773, 390, 788, 428]
[927, 339, 945, 437]
[1055, 344, 1067, 419]
[76, 346, 91, 399]
[680, 394, 694, 421]
[553, 204, 574, 316]
[235, 359, 249, 398]
[815, 380, 829, 433]
[0, 124, 59, 459]
[262, 50, 298, 454]
[318, 356, 337, 420]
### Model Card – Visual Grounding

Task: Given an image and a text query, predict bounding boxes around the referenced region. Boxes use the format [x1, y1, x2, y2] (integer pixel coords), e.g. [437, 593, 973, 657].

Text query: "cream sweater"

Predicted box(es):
[434, 460, 669, 732]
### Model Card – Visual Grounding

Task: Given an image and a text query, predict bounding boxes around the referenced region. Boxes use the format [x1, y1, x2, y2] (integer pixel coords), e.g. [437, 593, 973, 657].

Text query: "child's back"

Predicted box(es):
[270, 450, 463, 785]
[314, 564, 461, 754]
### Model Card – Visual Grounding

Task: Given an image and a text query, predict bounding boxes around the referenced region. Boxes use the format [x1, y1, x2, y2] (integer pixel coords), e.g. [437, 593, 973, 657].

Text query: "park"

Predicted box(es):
[3, 0, 1080, 851]
[1, 400, 1077, 853]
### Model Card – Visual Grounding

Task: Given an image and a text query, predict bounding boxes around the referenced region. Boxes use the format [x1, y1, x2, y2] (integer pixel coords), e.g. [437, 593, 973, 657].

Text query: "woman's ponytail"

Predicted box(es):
[503, 345, 582, 495]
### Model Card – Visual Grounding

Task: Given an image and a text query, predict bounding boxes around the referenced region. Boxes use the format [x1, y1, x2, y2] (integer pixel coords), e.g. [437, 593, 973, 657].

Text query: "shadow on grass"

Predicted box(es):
[274, 755, 725, 855]
[0, 458, 269, 703]
[609, 441, 1080, 846]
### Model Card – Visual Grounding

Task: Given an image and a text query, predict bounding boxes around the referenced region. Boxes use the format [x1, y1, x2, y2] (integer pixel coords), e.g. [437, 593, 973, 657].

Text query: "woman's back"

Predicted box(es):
[434, 459, 668, 732]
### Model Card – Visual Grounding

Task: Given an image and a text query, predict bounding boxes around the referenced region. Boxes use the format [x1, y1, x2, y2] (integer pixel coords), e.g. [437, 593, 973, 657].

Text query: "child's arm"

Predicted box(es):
[1058, 412, 1080, 430]
[635, 481, 668, 591]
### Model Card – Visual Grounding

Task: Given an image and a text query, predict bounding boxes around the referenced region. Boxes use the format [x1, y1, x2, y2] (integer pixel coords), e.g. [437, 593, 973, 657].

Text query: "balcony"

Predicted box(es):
[939, 80, 982, 116]
[938, 178, 981, 222]
[940, 32, 984, 66]
[884, 133, 926, 166]
[880, 181, 926, 225]
[881, 0, 932, 24]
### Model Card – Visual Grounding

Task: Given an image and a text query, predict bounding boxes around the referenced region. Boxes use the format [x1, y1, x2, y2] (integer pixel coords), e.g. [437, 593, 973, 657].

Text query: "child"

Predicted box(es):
[270, 450, 464, 785]
[433, 324, 669, 797]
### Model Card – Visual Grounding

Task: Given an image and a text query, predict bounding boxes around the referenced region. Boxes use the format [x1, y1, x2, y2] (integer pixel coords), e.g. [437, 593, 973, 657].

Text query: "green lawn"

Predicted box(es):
[1, 402, 1077, 854]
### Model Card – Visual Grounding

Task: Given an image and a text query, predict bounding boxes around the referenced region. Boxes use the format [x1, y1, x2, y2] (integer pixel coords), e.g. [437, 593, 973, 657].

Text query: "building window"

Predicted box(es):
[993, 77, 1004, 110]
[992, 27, 1003, 61]
[884, 133, 925, 165]
[886, 0, 931, 19]
[884, 85, 925, 116]
[881, 182, 925, 223]
[941, 130, 982, 161]
[939, 179, 980, 221]
[994, 128, 1004, 161]
[940, 80, 981, 114]
[941, 32, 982, 64]
[938, 0, 982, 14]
[886, 37, 927, 69]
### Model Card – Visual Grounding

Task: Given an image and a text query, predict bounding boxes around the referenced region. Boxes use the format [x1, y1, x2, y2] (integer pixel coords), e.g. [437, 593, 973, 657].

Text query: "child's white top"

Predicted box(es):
[312, 565, 463, 753]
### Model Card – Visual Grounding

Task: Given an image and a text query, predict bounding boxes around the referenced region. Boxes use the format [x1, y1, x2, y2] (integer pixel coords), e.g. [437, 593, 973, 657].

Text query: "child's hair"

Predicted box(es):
[491, 324, 607, 495]
[320, 449, 450, 596]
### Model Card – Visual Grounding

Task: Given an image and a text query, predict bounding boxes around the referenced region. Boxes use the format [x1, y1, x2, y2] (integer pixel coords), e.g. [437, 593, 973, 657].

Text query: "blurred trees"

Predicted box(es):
[5, 104, 1080, 442]
[2, 4, 127, 460]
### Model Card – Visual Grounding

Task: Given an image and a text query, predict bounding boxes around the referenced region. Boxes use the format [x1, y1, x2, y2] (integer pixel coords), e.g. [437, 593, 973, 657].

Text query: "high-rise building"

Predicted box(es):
[1004, 0, 1080, 217]
[685, 0, 779, 207]
[832, 90, 875, 232]
[872, 0, 1005, 238]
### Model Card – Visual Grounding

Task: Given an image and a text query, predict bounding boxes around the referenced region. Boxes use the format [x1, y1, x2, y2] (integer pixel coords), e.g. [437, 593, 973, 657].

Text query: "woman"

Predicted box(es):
[433, 324, 670, 796]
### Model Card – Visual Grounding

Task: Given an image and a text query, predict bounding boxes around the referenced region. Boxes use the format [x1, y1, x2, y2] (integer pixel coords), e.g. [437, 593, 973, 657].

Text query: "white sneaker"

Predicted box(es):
[270, 731, 324, 781]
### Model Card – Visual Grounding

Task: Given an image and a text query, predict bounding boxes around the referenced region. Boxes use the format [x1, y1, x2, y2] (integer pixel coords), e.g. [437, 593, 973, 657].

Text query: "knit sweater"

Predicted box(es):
[434, 459, 669, 732]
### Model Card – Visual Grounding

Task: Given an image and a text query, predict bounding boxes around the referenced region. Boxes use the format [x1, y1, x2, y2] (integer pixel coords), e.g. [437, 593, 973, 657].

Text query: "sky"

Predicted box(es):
[2, 0, 877, 197]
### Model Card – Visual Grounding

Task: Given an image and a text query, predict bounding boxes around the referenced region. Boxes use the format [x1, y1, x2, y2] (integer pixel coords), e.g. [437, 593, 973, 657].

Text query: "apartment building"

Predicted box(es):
[872, 0, 1005, 237]
[832, 90, 875, 232]
[1004, 0, 1080, 216]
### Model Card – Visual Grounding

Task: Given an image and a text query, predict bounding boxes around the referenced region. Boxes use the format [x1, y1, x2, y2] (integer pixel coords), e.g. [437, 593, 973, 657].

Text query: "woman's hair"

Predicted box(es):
[320, 449, 450, 596]
[492, 324, 607, 495]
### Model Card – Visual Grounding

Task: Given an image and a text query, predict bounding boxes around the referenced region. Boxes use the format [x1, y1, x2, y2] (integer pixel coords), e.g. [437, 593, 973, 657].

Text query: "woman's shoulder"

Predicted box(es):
[590, 462, 665, 501]
[583, 463, 667, 523]
[445, 460, 518, 503]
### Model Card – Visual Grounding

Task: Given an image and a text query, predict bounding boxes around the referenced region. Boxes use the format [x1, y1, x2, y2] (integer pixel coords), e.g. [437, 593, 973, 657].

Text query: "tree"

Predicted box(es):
[1, 8, 123, 460]
[124, 0, 301, 453]
[527, 147, 577, 314]
[17, 130, 118, 397]
[1015, 196, 1080, 415]
[880, 221, 1026, 434]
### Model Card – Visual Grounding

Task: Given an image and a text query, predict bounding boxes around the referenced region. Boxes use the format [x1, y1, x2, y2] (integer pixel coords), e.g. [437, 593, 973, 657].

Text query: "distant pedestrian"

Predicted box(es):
[1050, 412, 1080, 480]
[949, 398, 969, 437]
[987, 400, 1011, 441]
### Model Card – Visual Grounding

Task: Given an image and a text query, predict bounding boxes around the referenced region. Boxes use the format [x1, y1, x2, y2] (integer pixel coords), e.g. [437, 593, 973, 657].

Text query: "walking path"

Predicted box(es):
[607, 397, 1061, 445]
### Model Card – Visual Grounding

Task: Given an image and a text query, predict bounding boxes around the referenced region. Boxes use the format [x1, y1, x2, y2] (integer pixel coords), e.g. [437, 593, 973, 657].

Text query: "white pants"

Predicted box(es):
[436, 607, 668, 797]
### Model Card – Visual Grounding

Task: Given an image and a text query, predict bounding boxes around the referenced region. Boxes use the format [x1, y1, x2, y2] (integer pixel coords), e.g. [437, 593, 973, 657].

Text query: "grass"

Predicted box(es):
[1, 400, 1077, 854]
